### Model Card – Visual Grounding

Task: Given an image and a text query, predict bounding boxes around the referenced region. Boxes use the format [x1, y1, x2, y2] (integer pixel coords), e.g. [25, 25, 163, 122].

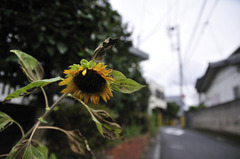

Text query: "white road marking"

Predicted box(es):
[164, 128, 184, 136]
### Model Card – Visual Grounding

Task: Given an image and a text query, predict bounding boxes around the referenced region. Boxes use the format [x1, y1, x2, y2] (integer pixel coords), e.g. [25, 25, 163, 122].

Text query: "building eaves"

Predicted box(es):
[195, 47, 240, 93]
[129, 47, 149, 60]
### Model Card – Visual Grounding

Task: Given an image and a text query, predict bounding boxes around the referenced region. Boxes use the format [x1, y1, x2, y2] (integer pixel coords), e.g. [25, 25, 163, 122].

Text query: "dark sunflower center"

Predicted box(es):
[74, 69, 106, 93]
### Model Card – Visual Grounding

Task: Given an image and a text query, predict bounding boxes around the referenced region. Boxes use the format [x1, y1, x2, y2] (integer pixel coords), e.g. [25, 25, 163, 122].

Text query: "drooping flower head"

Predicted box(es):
[59, 59, 114, 104]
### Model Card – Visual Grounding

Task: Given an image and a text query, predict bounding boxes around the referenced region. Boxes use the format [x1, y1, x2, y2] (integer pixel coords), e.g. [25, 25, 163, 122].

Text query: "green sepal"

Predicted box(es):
[80, 59, 97, 69]
[69, 64, 81, 70]
[3, 77, 61, 103]
[80, 59, 88, 66]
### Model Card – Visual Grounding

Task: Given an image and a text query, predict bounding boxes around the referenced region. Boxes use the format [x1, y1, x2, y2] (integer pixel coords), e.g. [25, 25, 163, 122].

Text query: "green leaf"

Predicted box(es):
[36, 144, 49, 159]
[66, 130, 94, 158]
[109, 70, 145, 93]
[7, 143, 44, 159]
[92, 109, 123, 140]
[11, 50, 44, 81]
[109, 70, 126, 80]
[22, 144, 44, 159]
[57, 42, 68, 54]
[86, 108, 104, 137]
[7, 143, 26, 159]
[0, 111, 14, 132]
[4, 77, 61, 103]
[83, 104, 123, 140]
[49, 153, 57, 159]
[112, 78, 145, 94]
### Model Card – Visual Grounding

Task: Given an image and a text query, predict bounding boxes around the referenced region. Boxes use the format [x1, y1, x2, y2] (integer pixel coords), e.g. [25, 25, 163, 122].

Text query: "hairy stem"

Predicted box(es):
[41, 87, 49, 109]
[16, 93, 68, 146]
[13, 120, 25, 137]
[37, 126, 68, 135]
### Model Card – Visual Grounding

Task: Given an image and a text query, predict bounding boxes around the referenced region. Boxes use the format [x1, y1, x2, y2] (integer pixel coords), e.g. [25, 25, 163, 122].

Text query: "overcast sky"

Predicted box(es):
[109, 0, 240, 107]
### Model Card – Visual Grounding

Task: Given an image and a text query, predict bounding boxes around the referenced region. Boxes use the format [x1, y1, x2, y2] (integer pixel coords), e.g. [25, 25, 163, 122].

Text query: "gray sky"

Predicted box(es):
[109, 0, 240, 106]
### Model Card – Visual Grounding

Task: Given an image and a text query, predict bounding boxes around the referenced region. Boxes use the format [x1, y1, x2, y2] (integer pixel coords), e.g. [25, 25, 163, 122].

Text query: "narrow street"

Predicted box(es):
[159, 127, 240, 159]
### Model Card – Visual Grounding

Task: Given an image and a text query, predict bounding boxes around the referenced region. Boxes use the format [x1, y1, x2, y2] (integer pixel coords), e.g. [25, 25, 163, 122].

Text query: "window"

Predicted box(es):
[233, 86, 240, 99]
[156, 89, 165, 100]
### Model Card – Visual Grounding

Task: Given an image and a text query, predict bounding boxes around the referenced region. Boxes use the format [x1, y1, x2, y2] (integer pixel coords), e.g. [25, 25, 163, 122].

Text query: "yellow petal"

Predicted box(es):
[82, 69, 87, 76]
[59, 76, 73, 86]
[101, 93, 107, 102]
[84, 94, 89, 104]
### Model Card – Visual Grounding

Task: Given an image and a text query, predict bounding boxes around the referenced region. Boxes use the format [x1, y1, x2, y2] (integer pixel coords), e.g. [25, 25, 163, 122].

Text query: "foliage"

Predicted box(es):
[0, 0, 132, 103]
[147, 112, 159, 136]
[0, 37, 144, 158]
[166, 102, 179, 119]
[188, 104, 206, 111]
[0, 0, 149, 134]
[0, 0, 150, 157]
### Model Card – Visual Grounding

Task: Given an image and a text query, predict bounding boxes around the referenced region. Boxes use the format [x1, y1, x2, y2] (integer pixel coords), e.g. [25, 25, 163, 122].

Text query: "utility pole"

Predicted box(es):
[176, 25, 183, 100]
[168, 25, 184, 116]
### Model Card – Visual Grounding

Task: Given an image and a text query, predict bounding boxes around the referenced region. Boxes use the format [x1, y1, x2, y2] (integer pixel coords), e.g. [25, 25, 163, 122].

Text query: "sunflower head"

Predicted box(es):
[59, 59, 114, 104]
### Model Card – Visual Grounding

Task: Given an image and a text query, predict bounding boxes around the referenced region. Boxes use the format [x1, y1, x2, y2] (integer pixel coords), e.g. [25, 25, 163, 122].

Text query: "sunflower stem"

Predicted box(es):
[14, 93, 68, 147]
[40, 86, 49, 110]
[13, 120, 25, 137]
[37, 126, 69, 135]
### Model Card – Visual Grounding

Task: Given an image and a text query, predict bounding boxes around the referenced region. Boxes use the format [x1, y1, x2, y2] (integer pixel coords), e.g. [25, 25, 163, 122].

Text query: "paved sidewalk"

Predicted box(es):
[99, 135, 151, 159]
[143, 128, 161, 159]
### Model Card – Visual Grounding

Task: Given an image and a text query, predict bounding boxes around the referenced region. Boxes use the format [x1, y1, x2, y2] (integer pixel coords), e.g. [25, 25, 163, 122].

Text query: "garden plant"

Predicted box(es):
[0, 37, 144, 159]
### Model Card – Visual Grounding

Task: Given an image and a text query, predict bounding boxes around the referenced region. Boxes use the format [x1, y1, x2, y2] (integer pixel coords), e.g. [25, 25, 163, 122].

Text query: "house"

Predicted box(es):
[148, 80, 167, 114]
[129, 47, 149, 61]
[195, 46, 240, 107]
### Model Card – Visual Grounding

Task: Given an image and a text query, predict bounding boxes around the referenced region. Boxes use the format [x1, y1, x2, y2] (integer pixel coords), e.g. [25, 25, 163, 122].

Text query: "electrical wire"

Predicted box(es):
[183, 0, 219, 68]
[182, 0, 208, 59]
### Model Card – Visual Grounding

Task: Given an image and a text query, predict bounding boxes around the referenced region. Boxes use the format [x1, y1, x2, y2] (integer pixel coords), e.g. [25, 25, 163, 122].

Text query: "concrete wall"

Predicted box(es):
[186, 99, 240, 135]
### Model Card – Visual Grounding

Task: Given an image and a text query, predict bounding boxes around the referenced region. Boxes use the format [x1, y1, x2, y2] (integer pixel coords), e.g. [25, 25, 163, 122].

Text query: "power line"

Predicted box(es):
[137, 0, 147, 47]
[208, 23, 223, 55]
[182, 0, 208, 59]
[183, 0, 219, 68]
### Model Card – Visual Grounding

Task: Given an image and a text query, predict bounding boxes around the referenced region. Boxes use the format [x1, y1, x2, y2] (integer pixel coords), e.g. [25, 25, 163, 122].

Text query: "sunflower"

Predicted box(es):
[59, 60, 114, 104]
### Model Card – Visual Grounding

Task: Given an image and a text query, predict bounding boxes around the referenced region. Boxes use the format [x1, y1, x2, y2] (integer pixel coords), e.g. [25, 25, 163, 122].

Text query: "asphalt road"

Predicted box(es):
[160, 127, 240, 159]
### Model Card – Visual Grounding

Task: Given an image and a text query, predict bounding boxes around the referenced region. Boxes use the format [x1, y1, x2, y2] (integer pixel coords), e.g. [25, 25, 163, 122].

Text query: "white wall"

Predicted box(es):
[0, 83, 25, 104]
[202, 65, 240, 106]
[148, 81, 167, 114]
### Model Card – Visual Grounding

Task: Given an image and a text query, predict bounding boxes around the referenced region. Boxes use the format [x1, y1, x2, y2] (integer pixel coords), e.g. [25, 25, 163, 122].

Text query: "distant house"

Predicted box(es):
[148, 81, 167, 114]
[195, 47, 240, 107]
[129, 47, 149, 61]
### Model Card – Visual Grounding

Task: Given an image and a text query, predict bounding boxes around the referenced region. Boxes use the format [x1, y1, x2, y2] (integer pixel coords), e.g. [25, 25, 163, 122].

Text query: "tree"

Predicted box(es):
[189, 104, 206, 111]
[166, 102, 179, 118]
[0, 0, 136, 102]
[0, 0, 149, 138]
